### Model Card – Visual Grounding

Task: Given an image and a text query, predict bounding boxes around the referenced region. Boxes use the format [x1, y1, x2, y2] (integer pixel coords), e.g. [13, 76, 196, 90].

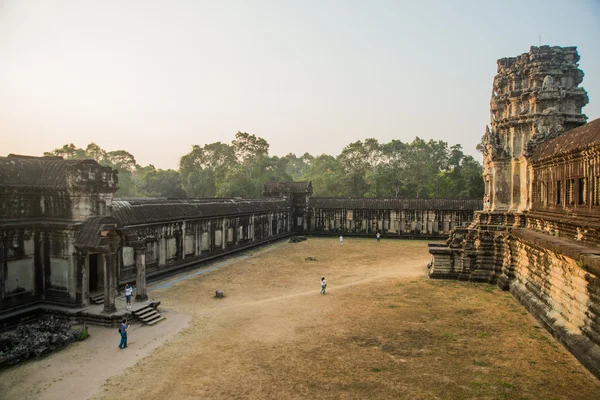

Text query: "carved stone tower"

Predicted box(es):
[481, 46, 589, 212]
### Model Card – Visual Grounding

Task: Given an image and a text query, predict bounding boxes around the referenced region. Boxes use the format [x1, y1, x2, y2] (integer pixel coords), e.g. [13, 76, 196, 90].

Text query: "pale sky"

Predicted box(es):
[1, 0, 599, 170]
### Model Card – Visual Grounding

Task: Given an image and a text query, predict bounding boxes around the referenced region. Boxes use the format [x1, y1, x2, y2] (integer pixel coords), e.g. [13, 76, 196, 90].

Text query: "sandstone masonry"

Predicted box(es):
[429, 46, 600, 378]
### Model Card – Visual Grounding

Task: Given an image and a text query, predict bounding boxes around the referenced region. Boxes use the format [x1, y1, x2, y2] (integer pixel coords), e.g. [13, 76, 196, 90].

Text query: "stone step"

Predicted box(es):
[139, 313, 161, 322]
[132, 305, 165, 325]
[146, 316, 166, 325]
[137, 313, 161, 322]
[139, 313, 162, 324]
[89, 294, 104, 305]
[135, 308, 157, 318]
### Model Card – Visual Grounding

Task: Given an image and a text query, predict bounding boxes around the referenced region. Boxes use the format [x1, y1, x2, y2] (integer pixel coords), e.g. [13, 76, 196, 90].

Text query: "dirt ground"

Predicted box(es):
[2, 238, 600, 399]
[0, 312, 190, 400]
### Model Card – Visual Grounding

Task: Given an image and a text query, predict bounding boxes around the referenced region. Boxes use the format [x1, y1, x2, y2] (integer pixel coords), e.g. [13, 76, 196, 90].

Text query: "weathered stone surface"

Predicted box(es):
[482, 45, 588, 213]
[430, 45, 600, 378]
[0, 317, 82, 367]
[289, 236, 307, 243]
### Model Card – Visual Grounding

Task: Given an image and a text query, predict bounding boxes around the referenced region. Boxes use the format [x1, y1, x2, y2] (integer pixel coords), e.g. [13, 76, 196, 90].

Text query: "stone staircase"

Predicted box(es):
[89, 293, 104, 305]
[133, 305, 165, 325]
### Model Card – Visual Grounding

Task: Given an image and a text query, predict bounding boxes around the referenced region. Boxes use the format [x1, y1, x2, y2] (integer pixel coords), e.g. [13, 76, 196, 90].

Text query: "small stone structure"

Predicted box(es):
[429, 46, 600, 378]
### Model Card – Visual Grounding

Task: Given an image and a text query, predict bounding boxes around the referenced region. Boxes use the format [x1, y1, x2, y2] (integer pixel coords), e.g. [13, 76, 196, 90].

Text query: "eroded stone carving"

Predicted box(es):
[484, 46, 588, 212]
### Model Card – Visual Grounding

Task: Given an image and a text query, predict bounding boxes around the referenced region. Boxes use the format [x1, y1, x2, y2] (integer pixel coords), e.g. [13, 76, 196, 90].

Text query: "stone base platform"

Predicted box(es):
[0, 296, 157, 331]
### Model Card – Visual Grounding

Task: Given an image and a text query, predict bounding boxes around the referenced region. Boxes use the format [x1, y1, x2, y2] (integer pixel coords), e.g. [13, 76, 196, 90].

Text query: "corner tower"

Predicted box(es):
[481, 46, 589, 212]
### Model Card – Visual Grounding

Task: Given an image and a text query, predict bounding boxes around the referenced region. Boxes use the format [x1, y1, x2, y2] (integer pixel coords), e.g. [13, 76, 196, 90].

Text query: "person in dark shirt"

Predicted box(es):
[119, 319, 130, 349]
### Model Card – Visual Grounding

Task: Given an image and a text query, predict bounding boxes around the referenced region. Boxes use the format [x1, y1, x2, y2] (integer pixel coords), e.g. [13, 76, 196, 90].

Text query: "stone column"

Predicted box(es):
[222, 218, 227, 250]
[102, 251, 117, 313]
[77, 251, 89, 307]
[134, 247, 148, 301]
[268, 214, 273, 237]
[181, 222, 186, 260]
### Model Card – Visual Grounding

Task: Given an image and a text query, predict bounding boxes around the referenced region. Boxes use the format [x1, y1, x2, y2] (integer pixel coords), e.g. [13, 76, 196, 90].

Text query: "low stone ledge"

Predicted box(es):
[511, 280, 600, 379]
[512, 228, 600, 276]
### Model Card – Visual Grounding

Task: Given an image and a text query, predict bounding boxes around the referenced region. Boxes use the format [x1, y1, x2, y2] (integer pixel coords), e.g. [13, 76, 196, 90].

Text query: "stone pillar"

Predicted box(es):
[103, 251, 117, 313]
[222, 218, 227, 250]
[134, 247, 148, 301]
[181, 222, 186, 260]
[78, 251, 89, 307]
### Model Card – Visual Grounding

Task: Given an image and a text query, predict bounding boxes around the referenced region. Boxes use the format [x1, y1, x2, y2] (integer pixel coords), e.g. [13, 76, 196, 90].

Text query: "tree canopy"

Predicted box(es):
[44, 134, 484, 199]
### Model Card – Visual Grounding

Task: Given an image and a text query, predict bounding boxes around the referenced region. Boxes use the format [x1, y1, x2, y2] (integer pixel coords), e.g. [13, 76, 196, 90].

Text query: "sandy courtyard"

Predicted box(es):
[2, 238, 600, 399]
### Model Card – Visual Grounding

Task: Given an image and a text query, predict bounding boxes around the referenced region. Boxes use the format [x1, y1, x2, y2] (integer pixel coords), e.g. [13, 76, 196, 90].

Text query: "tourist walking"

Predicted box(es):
[376, 232, 381, 243]
[125, 283, 133, 309]
[118, 319, 129, 349]
[339, 235, 343, 246]
[320, 276, 327, 294]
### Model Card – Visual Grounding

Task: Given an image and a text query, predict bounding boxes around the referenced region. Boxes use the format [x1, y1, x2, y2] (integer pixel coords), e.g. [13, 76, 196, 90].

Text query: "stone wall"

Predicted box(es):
[307, 198, 480, 238]
[508, 229, 600, 377]
[429, 213, 600, 377]
[116, 210, 291, 285]
[429, 46, 600, 378]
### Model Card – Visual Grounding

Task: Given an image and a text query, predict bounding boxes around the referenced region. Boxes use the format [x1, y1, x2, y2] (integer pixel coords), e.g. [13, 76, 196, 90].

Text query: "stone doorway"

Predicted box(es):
[88, 253, 103, 294]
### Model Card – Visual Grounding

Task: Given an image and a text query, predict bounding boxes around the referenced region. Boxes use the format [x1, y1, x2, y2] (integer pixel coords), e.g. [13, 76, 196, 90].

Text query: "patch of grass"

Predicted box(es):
[474, 360, 492, 367]
[470, 381, 485, 389]
[484, 285, 497, 294]
[479, 332, 489, 338]
[498, 380, 515, 389]
[388, 305, 398, 309]
[370, 367, 382, 373]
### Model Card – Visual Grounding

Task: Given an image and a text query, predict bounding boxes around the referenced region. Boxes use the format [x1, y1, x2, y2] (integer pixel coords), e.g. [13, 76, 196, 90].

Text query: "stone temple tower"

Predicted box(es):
[481, 46, 589, 212]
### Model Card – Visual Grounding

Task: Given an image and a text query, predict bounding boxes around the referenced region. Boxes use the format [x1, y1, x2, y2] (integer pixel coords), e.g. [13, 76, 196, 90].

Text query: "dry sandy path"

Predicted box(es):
[0, 312, 190, 400]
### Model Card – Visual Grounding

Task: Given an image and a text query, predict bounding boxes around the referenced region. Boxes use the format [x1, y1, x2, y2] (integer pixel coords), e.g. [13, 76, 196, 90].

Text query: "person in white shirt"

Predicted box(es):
[320, 276, 327, 294]
[125, 283, 133, 309]
[339, 235, 343, 246]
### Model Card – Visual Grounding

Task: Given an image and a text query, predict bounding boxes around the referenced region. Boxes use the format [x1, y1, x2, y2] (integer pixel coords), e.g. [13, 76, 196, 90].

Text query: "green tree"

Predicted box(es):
[301, 154, 341, 196]
[283, 152, 313, 181]
[179, 142, 236, 197]
[44, 143, 87, 159]
[232, 131, 269, 163]
[337, 138, 382, 197]
[140, 166, 187, 198]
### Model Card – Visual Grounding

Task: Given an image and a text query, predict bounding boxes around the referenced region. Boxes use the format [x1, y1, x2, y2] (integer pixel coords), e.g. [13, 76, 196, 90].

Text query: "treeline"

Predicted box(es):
[44, 132, 484, 199]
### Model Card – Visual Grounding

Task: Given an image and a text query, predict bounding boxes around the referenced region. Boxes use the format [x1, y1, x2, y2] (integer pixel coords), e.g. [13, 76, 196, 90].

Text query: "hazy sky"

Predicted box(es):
[1, 0, 599, 170]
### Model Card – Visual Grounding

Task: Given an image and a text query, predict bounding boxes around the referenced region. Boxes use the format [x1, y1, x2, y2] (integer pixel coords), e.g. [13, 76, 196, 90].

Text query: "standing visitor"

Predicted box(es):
[339, 235, 343, 246]
[125, 283, 133, 309]
[376, 232, 381, 243]
[119, 319, 129, 349]
[320, 276, 327, 294]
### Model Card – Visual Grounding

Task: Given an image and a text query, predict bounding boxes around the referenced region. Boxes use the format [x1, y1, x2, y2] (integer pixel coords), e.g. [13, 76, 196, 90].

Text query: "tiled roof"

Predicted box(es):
[111, 198, 290, 226]
[0, 154, 108, 188]
[74, 216, 121, 249]
[533, 118, 600, 161]
[308, 198, 482, 210]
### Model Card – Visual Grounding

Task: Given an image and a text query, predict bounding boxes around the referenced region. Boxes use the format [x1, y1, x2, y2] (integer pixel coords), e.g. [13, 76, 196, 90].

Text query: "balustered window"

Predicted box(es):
[566, 179, 575, 205]
[556, 181, 562, 205]
[593, 176, 600, 206]
[578, 178, 587, 205]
